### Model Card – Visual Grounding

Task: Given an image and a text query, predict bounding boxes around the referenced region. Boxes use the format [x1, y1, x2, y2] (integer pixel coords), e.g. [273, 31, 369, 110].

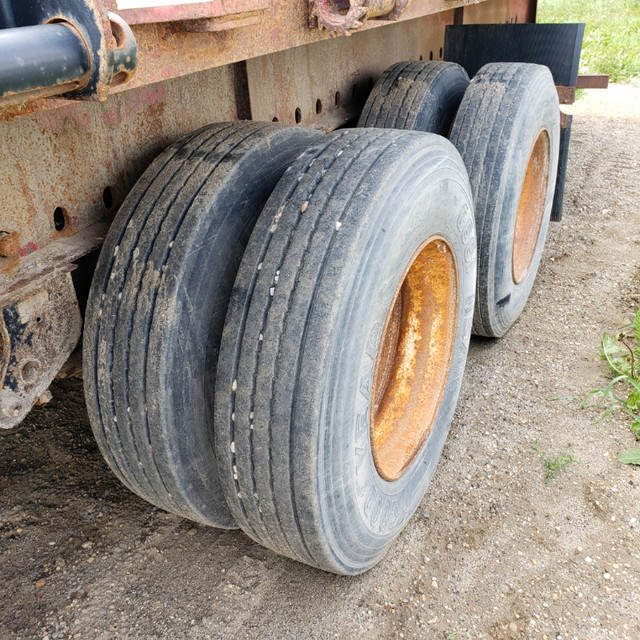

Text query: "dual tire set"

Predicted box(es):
[84, 62, 560, 574]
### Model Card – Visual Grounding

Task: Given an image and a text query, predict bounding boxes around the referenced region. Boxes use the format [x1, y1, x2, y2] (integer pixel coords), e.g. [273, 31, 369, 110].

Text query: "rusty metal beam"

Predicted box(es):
[114, 0, 268, 24]
[557, 75, 609, 105]
[1, 0, 527, 121]
[0, 272, 82, 429]
[576, 74, 609, 89]
[99, 0, 494, 96]
[0, 65, 238, 279]
[557, 85, 575, 105]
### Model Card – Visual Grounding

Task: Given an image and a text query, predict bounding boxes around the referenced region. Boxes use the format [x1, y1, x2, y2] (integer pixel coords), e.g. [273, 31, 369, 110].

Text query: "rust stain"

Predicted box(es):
[0, 273, 81, 429]
[512, 128, 550, 284]
[0, 234, 20, 258]
[35, 107, 91, 134]
[370, 236, 458, 481]
[18, 242, 38, 258]
[102, 102, 120, 126]
[119, 83, 167, 123]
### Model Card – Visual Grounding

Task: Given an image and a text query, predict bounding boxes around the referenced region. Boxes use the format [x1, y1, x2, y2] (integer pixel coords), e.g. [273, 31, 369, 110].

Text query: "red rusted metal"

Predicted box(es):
[100, 0, 493, 95]
[556, 85, 576, 105]
[310, 0, 412, 37]
[576, 74, 609, 89]
[371, 236, 458, 481]
[0, 0, 519, 120]
[0, 273, 82, 429]
[0, 66, 237, 281]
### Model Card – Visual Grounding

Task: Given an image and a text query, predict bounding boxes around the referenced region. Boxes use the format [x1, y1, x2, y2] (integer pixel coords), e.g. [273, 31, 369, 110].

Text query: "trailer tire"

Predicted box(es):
[214, 129, 476, 574]
[358, 61, 470, 135]
[449, 63, 560, 337]
[83, 122, 321, 528]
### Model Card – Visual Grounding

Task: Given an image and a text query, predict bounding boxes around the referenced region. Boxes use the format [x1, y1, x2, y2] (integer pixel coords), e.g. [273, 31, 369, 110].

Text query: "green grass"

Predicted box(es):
[582, 307, 640, 466]
[537, 0, 640, 82]
[532, 441, 578, 482]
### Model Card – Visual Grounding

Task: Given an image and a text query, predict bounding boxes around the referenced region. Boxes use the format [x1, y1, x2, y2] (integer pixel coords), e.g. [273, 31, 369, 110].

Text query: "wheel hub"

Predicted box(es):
[370, 236, 458, 482]
[512, 128, 551, 285]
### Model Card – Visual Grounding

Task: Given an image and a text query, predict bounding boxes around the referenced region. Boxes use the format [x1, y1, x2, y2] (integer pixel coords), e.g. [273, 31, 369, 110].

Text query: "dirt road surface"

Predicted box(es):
[2, 84, 639, 640]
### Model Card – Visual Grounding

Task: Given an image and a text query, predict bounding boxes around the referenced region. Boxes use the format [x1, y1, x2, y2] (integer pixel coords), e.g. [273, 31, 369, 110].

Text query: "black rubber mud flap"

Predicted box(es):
[444, 23, 585, 87]
[552, 114, 573, 222]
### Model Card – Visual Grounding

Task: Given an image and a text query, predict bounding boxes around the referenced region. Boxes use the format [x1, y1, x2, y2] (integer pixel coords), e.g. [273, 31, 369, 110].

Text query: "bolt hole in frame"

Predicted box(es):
[21, 360, 40, 384]
[103, 186, 115, 209]
[53, 206, 68, 231]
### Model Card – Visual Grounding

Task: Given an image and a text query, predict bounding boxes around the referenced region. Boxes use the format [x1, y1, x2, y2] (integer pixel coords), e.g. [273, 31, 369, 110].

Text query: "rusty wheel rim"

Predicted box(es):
[512, 129, 551, 285]
[370, 236, 458, 482]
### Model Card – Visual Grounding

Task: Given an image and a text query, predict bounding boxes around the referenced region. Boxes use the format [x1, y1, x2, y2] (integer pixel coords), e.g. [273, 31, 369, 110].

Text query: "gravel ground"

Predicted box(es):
[1, 84, 639, 640]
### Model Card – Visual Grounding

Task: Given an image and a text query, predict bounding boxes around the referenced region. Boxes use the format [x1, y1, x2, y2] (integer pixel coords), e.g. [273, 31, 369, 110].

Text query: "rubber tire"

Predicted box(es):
[214, 128, 476, 574]
[83, 122, 322, 528]
[358, 61, 470, 135]
[449, 63, 560, 337]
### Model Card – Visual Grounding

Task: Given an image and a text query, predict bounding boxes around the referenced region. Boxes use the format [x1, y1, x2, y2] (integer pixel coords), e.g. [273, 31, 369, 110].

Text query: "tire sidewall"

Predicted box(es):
[316, 159, 476, 572]
[413, 65, 470, 135]
[152, 126, 321, 519]
[359, 62, 470, 137]
[470, 69, 560, 337]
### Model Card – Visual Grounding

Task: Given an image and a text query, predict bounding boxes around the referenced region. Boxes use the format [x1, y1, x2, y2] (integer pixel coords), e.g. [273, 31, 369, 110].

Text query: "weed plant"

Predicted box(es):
[582, 309, 640, 465]
[532, 441, 577, 482]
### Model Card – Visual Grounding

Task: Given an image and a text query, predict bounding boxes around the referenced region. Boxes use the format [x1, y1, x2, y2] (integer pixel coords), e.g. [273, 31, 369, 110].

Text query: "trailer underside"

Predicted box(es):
[0, 0, 536, 429]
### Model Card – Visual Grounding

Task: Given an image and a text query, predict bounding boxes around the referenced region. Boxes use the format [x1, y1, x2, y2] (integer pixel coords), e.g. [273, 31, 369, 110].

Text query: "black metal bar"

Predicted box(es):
[551, 114, 572, 222]
[232, 60, 252, 121]
[0, 22, 90, 102]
